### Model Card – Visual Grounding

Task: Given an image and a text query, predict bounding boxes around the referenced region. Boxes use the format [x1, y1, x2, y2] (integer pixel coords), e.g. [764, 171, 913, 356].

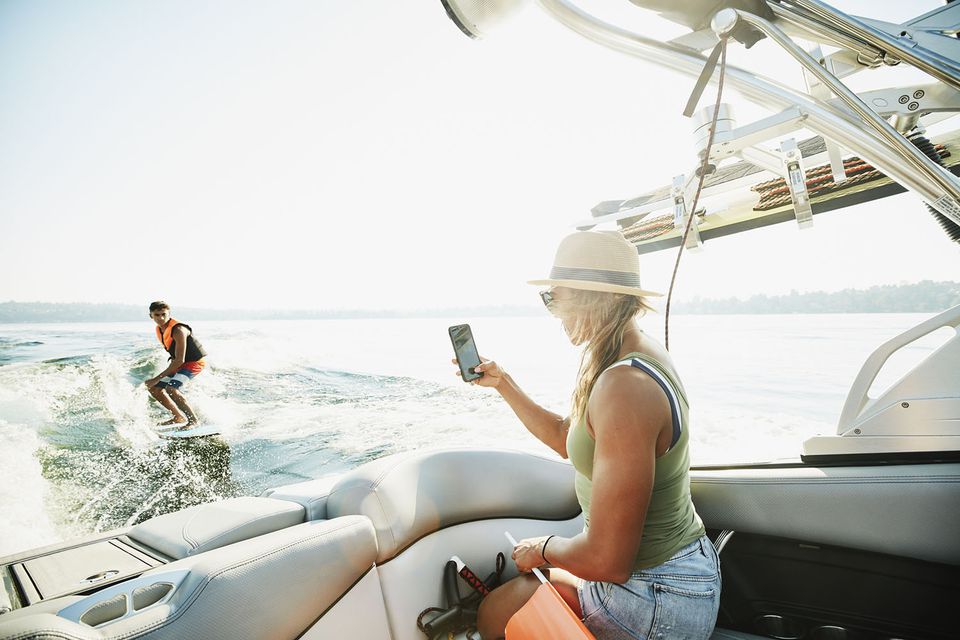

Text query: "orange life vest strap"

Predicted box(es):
[156, 318, 182, 350]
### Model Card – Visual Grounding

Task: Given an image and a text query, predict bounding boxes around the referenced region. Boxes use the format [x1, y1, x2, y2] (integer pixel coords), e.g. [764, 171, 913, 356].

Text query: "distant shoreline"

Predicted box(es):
[2, 281, 957, 323]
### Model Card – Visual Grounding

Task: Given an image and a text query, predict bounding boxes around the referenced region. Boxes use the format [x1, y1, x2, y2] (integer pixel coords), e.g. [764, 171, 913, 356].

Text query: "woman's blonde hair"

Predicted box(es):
[561, 289, 653, 427]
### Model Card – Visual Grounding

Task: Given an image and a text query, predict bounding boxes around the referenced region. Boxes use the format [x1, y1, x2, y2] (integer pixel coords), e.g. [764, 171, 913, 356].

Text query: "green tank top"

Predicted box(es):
[566, 352, 705, 570]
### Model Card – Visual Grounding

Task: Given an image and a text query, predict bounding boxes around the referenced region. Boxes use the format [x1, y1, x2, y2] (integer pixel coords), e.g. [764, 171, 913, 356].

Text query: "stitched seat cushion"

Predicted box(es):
[325, 448, 581, 563]
[128, 496, 305, 560]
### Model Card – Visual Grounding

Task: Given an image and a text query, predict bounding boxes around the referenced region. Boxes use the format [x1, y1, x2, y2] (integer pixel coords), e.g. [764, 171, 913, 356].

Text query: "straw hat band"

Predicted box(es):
[528, 230, 663, 297]
[549, 266, 641, 288]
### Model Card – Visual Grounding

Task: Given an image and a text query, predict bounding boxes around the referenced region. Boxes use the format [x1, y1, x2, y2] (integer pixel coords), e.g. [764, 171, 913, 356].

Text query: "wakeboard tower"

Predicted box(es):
[443, 0, 960, 248]
[439, 0, 960, 462]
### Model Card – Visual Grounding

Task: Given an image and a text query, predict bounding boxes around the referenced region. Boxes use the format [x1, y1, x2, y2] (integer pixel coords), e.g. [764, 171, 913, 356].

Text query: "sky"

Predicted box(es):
[0, 0, 956, 312]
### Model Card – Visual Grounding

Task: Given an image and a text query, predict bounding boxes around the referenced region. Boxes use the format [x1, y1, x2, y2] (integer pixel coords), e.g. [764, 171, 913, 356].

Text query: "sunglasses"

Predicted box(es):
[539, 290, 555, 309]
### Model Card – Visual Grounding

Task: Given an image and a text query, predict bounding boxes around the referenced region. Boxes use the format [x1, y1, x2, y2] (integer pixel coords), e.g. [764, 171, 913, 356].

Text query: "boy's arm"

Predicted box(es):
[145, 326, 189, 387]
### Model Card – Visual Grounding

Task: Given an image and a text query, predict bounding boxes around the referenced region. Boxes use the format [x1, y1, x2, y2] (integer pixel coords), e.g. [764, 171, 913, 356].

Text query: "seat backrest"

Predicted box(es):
[324, 448, 581, 563]
[0, 516, 378, 640]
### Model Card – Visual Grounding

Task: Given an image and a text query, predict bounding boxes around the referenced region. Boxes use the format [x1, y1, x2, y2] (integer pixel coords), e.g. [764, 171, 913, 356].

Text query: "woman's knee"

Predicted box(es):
[477, 574, 540, 640]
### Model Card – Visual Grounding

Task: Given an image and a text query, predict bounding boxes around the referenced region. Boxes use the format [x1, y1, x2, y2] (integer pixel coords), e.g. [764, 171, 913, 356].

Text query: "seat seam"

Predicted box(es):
[112, 519, 373, 638]
[187, 510, 304, 555]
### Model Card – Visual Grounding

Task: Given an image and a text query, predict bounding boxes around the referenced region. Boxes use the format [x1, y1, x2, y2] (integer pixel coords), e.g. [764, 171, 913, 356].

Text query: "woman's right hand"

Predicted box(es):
[451, 357, 503, 389]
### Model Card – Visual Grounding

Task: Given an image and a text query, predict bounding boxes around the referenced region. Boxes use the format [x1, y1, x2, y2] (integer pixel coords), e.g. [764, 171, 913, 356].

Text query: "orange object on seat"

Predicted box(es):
[505, 582, 596, 640]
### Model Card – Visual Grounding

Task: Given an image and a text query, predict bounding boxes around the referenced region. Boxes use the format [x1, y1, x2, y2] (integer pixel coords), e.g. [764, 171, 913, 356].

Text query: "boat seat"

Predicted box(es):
[0, 516, 379, 640]
[322, 448, 582, 563]
[127, 496, 305, 560]
[262, 474, 338, 521]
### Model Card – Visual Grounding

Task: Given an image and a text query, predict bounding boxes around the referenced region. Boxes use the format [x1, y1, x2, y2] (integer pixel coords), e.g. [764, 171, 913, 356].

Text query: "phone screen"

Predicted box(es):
[449, 324, 482, 382]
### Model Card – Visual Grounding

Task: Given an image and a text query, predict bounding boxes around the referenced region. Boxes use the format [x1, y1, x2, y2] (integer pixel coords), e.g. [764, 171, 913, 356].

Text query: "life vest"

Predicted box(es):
[155, 318, 208, 363]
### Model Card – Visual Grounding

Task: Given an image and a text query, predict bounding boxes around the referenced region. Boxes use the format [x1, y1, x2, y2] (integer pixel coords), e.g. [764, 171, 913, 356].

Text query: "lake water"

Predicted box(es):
[0, 312, 942, 557]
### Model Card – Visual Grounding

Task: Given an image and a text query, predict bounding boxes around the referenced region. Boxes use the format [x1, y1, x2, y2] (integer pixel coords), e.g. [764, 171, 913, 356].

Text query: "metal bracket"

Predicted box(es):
[704, 106, 807, 165]
[843, 82, 960, 121]
[542, 0, 960, 233]
[668, 28, 719, 54]
[672, 174, 702, 249]
[776, 0, 960, 91]
[858, 14, 960, 69]
[720, 7, 960, 226]
[739, 146, 787, 177]
[780, 138, 814, 228]
[770, 3, 884, 68]
[804, 44, 846, 184]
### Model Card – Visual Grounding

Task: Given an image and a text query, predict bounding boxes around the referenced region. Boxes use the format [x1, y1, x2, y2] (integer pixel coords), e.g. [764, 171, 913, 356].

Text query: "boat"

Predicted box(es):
[2, 1, 959, 639]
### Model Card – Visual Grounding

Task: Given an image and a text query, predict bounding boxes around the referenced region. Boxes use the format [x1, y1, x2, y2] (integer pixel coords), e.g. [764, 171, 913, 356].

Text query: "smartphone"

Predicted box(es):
[448, 324, 482, 382]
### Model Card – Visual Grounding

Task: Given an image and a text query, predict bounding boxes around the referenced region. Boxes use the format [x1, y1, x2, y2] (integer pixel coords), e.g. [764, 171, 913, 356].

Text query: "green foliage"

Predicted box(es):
[675, 280, 960, 314]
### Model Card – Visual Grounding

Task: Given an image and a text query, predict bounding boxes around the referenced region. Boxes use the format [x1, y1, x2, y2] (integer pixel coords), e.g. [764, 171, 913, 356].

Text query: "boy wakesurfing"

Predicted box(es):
[145, 300, 208, 428]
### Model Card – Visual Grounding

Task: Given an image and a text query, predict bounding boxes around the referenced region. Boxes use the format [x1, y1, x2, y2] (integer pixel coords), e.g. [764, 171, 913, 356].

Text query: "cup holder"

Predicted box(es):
[755, 614, 805, 639]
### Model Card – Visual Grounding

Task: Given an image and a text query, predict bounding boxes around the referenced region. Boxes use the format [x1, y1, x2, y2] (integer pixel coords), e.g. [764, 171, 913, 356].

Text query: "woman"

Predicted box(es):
[470, 231, 720, 640]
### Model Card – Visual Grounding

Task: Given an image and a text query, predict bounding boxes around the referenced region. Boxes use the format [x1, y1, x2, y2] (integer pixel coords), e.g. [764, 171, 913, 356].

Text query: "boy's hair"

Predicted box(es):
[149, 300, 170, 313]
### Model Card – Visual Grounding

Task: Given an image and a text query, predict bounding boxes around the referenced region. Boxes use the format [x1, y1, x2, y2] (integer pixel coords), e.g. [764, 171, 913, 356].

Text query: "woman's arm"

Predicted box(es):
[513, 367, 671, 582]
[470, 359, 570, 457]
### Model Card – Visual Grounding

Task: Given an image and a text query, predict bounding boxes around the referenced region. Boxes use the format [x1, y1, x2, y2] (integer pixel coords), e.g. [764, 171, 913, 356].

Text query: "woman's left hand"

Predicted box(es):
[512, 536, 551, 573]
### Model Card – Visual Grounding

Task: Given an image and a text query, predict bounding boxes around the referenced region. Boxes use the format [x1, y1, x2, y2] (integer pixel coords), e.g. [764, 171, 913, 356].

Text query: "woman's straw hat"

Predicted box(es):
[528, 231, 663, 297]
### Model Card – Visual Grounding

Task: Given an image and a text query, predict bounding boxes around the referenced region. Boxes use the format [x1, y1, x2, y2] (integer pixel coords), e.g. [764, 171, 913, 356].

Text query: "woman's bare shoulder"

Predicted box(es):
[592, 365, 669, 412]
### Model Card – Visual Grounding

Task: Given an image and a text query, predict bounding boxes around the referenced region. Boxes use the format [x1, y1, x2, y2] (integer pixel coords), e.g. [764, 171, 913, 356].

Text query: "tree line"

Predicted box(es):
[1, 281, 958, 322]
[673, 280, 960, 314]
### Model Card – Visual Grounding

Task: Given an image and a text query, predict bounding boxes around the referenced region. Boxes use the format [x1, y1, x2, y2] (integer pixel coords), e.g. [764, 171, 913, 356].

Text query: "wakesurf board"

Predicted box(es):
[158, 424, 221, 439]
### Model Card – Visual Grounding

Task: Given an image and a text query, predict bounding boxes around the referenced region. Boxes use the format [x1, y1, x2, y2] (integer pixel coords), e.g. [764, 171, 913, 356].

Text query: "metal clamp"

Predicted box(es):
[780, 138, 814, 228]
[713, 7, 960, 226]
[671, 174, 703, 249]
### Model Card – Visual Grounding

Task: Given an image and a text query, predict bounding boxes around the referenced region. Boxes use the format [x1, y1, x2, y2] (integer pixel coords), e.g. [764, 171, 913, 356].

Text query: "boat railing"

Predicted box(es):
[803, 304, 960, 461]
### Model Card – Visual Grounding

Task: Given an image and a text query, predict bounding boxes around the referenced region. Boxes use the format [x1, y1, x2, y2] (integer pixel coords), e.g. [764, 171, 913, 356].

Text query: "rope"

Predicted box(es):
[622, 143, 949, 242]
[751, 143, 949, 211]
[664, 36, 729, 351]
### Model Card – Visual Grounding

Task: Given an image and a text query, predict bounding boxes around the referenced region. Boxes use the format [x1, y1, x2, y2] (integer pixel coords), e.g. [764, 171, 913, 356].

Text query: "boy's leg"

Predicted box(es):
[149, 385, 187, 424]
[153, 366, 201, 426]
[166, 388, 198, 425]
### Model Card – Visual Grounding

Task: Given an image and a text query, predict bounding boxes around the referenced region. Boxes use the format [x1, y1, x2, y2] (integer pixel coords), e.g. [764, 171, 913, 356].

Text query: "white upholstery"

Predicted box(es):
[0, 516, 379, 640]
[690, 462, 960, 565]
[325, 448, 581, 562]
[262, 474, 338, 521]
[377, 516, 583, 640]
[127, 496, 304, 560]
[300, 567, 392, 639]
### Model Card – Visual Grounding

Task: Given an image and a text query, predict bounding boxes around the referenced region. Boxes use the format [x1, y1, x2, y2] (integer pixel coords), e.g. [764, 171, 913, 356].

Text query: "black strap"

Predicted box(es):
[416, 552, 506, 639]
[683, 39, 725, 118]
[630, 358, 682, 449]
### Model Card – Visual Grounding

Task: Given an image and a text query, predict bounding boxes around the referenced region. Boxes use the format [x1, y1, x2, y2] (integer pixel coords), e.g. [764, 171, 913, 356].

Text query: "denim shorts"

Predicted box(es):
[578, 535, 721, 640]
